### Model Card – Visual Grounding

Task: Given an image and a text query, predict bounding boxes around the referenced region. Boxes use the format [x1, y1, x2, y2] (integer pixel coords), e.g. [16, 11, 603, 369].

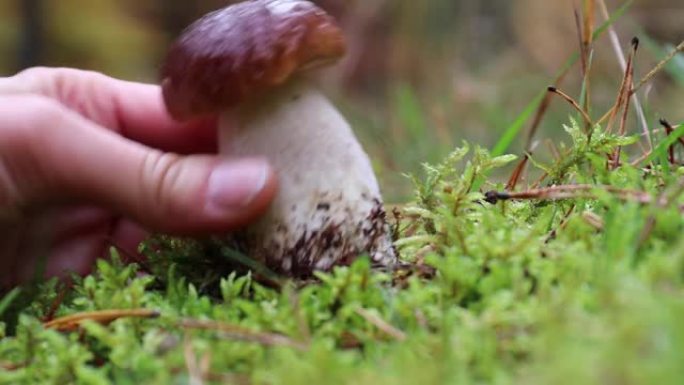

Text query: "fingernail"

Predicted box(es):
[205, 159, 269, 215]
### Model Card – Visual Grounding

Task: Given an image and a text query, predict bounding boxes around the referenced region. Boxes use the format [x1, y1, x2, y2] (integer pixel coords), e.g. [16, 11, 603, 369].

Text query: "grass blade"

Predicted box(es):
[490, 0, 633, 157]
[645, 123, 684, 165]
[491, 91, 546, 157]
[0, 288, 21, 318]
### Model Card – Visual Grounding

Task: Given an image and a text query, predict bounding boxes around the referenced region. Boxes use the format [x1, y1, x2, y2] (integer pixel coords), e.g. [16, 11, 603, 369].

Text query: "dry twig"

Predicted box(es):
[179, 319, 308, 351]
[183, 335, 210, 385]
[43, 309, 160, 332]
[610, 38, 639, 169]
[634, 40, 684, 93]
[547, 86, 594, 129]
[485, 184, 656, 205]
[355, 307, 407, 341]
[596, 0, 650, 150]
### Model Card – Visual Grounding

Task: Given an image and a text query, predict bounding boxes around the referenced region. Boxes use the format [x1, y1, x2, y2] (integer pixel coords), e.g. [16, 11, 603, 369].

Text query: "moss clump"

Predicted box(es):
[2, 115, 684, 384]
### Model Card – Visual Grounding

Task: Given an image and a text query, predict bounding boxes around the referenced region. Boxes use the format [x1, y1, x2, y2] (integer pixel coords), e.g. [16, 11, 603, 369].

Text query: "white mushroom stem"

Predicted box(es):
[218, 78, 396, 275]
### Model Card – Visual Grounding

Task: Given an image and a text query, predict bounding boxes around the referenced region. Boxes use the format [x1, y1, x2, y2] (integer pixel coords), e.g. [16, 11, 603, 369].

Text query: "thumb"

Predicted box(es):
[0, 95, 277, 233]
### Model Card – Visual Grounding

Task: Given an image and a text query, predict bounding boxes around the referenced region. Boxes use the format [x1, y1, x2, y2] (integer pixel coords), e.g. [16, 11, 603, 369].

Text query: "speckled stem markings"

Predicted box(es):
[219, 79, 396, 276]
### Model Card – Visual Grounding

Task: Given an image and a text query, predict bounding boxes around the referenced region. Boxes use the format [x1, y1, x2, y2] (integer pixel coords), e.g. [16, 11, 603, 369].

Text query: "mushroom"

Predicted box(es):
[160, 0, 396, 276]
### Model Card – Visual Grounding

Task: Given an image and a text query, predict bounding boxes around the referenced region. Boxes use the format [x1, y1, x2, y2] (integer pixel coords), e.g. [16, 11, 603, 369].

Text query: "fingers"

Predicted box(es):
[0, 94, 277, 234]
[16, 219, 147, 284]
[2, 67, 217, 154]
[3, 207, 146, 285]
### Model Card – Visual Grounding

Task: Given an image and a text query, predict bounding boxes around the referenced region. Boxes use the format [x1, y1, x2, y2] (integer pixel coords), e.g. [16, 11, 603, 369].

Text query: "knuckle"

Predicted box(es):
[47, 67, 104, 92]
[139, 151, 187, 220]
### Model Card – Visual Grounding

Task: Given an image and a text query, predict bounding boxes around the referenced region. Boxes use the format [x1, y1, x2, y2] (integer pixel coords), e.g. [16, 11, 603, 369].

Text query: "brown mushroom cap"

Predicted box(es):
[161, 0, 346, 120]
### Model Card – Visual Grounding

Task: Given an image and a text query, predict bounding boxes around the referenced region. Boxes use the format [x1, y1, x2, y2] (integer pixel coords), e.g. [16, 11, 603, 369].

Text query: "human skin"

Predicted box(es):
[0, 67, 278, 287]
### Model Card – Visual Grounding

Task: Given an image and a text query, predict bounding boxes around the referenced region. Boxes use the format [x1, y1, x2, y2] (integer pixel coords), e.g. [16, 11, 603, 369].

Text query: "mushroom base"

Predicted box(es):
[218, 80, 396, 276]
[233, 193, 394, 277]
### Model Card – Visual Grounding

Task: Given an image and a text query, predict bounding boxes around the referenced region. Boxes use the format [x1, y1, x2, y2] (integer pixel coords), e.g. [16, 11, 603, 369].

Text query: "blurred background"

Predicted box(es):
[1, 0, 683, 200]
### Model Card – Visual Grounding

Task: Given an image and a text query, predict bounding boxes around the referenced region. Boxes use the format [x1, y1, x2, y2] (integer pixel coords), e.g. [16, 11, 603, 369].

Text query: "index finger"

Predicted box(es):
[2, 67, 217, 154]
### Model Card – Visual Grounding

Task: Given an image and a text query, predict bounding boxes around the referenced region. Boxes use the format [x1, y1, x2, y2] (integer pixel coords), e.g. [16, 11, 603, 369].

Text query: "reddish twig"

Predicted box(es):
[578, 0, 595, 127]
[42, 281, 71, 323]
[506, 154, 530, 191]
[507, 69, 571, 192]
[659, 118, 680, 164]
[609, 38, 639, 169]
[547, 86, 593, 130]
[597, 0, 650, 151]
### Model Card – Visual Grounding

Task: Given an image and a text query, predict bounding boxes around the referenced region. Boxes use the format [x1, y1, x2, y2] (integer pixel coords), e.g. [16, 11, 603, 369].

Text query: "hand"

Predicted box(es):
[0, 68, 277, 287]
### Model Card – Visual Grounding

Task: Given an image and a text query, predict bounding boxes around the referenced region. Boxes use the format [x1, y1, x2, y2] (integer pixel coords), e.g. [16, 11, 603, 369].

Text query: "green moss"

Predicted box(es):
[2, 117, 684, 384]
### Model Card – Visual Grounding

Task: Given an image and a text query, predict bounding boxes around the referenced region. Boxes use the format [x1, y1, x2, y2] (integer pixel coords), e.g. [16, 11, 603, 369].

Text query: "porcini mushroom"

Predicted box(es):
[160, 0, 396, 276]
